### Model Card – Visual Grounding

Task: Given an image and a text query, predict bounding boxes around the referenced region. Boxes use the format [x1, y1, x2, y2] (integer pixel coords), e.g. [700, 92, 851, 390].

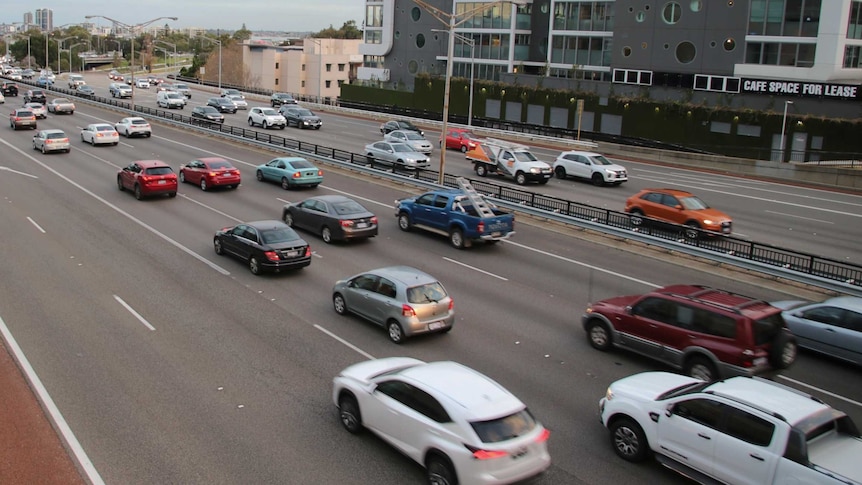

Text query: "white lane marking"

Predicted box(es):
[0, 138, 231, 276]
[0, 314, 106, 485]
[27, 217, 46, 233]
[119, 141, 135, 148]
[764, 210, 834, 224]
[179, 194, 244, 223]
[443, 257, 508, 280]
[113, 295, 156, 331]
[314, 324, 375, 360]
[0, 166, 39, 178]
[503, 240, 661, 288]
[778, 375, 862, 408]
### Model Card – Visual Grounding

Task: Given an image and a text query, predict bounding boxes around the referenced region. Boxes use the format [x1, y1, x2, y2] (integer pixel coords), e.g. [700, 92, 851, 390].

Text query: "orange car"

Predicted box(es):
[442, 127, 483, 153]
[624, 188, 732, 237]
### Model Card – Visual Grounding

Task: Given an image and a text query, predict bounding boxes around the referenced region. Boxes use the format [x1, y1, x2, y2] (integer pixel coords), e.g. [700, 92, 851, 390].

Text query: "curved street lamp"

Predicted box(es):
[154, 40, 177, 71]
[84, 15, 178, 106]
[197, 35, 222, 90]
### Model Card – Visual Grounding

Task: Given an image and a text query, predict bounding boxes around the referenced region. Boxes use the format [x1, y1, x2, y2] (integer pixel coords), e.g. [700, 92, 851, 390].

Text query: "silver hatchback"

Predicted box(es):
[332, 266, 454, 343]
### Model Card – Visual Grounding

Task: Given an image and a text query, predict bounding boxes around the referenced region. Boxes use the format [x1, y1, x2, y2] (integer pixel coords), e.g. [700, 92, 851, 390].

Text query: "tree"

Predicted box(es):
[233, 24, 252, 42]
[312, 20, 363, 39]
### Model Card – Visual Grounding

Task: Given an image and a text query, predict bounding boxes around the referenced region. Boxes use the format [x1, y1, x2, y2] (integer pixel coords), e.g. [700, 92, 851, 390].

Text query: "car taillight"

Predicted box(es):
[264, 250, 280, 261]
[448, 299, 454, 311]
[477, 221, 485, 233]
[292, 172, 301, 178]
[304, 246, 312, 257]
[402, 305, 416, 317]
[317, 170, 324, 176]
[465, 445, 508, 460]
[97, 133, 104, 137]
[535, 428, 550, 443]
[340, 220, 354, 227]
[208, 172, 217, 177]
[370, 216, 378, 224]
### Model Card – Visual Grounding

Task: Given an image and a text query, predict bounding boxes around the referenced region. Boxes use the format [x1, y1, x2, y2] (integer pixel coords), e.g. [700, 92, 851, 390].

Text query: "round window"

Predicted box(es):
[416, 33, 425, 48]
[676, 41, 696, 63]
[690, 0, 703, 12]
[408, 60, 419, 74]
[394, 31, 401, 39]
[723, 38, 736, 51]
[411, 7, 421, 21]
[622, 46, 632, 57]
[663, 2, 682, 24]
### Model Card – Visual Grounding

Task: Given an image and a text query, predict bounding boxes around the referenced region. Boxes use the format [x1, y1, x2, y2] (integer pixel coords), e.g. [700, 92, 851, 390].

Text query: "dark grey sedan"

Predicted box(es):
[279, 106, 322, 129]
[772, 296, 862, 365]
[332, 266, 455, 343]
[282, 195, 377, 243]
[213, 220, 311, 275]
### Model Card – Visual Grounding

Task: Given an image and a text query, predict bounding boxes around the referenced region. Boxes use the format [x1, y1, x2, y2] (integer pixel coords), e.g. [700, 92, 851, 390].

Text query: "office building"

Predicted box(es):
[35, 8, 52, 32]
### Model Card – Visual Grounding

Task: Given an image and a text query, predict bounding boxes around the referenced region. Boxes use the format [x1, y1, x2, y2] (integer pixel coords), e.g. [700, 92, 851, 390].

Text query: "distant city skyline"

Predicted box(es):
[3, 1, 363, 32]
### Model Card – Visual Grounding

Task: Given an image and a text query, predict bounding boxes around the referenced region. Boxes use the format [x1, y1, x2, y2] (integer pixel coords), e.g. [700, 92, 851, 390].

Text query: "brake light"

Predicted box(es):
[448, 299, 454, 311]
[467, 447, 508, 460]
[477, 221, 485, 233]
[535, 428, 550, 443]
[208, 172, 217, 177]
[317, 170, 324, 176]
[264, 250, 280, 261]
[370, 216, 378, 224]
[304, 246, 312, 257]
[402, 304, 416, 317]
[292, 172, 301, 178]
[340, 220, 354, 227]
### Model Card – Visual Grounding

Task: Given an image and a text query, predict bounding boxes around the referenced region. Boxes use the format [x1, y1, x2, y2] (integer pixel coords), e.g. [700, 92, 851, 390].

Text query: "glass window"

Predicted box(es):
[849, 1, 862, 39]
[471, 409, 538, 443]
[375, 381, 451, 423]
[663, 2, 682, 24]
[352, 274, 379, 291]
[724, 406, 775, 446]
[376, 278, 397, 299]
[406, 282, 448, 304]
[673, 399, 723, 428]
[632, 297, 677, 324]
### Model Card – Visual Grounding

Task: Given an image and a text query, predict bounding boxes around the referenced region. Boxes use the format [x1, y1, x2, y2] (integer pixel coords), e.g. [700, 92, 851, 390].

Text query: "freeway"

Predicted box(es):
[0, 78, 860, 485]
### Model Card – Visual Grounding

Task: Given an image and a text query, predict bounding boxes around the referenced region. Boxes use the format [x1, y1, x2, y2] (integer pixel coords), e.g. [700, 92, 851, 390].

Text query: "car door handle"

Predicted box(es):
[824, 328, 836, 332]
[749, 453, 764, 461]
[697, 433, 711, 440]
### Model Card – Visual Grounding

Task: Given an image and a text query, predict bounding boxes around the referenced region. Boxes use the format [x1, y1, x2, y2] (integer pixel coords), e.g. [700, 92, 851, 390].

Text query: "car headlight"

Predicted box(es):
[529, 167, 541, 174]
[605, 387, 614, 401]
[702, 219, 713, 225]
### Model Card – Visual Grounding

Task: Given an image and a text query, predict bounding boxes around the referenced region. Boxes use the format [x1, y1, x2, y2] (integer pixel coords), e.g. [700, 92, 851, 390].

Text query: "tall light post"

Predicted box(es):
[198, 36, 222, 90]
[85, 16, 178, 107]
[433, 29, 475, 127]
[57, 37, 73, 73]
[414, 0, 526, 185]
[69, 43, 86, 73]
[153, 46, 168, 70]
[155, 40, 176, 71]
[780, 100, 794, 162]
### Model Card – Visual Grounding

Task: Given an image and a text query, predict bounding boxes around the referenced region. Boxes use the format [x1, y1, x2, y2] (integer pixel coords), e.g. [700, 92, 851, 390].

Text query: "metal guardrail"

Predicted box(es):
[21, 76, 861, 296]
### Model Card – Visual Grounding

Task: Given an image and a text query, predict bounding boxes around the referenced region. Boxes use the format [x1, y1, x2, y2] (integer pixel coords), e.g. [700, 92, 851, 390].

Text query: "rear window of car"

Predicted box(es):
[208, 161, 232, 169]
[470, 409, 537, 443]
[145, 167, 174, 175]
[406, 282, 447, 304]
[16, 110, 34, 117]
[131, 119, 148, 125]
[46, 132, 67, 139]
[333, 200, 366, 215]
[96, 126, 115, 132]
[260, 227, 300, 244]
[288, 159, 314, 169]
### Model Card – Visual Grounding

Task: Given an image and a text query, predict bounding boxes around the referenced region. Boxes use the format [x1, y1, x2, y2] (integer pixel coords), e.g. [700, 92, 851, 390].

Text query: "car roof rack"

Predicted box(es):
[660, 285, 773, 315]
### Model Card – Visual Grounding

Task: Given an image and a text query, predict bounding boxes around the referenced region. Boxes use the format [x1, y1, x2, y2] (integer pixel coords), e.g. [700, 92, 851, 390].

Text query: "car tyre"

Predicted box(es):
[249, 256, 262, 275]
[134, 184, 143, 200]
[397, 213, 412, 232]
[117, 177, 125, 191]
[426, 454, 458, 485]
[387, 320, 405, 344]
[256, 170, 264, 182]
[283, 212, 294, 227]
[555, 166, 567, 179]
[338, 394, 363, 434]
[610, 418, 649, 463]
[200, 179, 207, 191]
[281, 177, 290, 190]
[449, 228, 465, 249]
[586, 320, 612, 351]
[213, 238, 224, 255]
[263, 121, 269, 130]
[684, 221, 701, 240]
[321, 226, 333, 244]
[460, 145, 468, 153]
[684, 356, 717, 381]
[475, 164, 487, 177]
[248, 118, 254, 127]
[333, 293, 348, 315]
[515, 171, 527, 185]
[41, 144, 47, 154]
[628, 209, 644, 228]
[179, 172, 186, 184]
[770, 331, 797, 369]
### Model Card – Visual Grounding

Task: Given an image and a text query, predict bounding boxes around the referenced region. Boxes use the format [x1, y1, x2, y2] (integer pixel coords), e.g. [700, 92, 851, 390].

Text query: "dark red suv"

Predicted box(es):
[117, 160, 178, 200]
[582, 285, 797, 381]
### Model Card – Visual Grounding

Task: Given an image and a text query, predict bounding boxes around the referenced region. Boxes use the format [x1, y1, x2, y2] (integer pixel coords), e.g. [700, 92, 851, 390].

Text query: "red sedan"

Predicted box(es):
[179, 157, 241, 191]
[117, 160, 178, 200]
[442, 127, 483, 153]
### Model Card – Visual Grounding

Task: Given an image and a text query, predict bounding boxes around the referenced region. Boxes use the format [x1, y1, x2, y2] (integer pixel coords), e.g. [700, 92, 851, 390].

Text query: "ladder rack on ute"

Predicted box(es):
[455, 177, 496, 218]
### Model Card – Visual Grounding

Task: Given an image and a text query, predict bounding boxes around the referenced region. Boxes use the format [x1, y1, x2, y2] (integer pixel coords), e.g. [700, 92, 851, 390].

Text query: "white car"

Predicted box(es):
[227, 94, 248, 110]
[384, 129, 433, 154]
[135, 78, 150, 89]
[552, 150, 628, 186]
[23, 102, 46, 119]
[81, 123, 120, 146]
[0, 92, 4, 104]
[115, 117, 152, 138]
[247, 107, 286, 129]
[333, 357, 551, 485]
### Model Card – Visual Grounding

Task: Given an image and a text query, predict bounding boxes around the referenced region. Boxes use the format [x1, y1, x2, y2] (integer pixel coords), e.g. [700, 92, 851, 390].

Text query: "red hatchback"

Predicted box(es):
[117, 160, 178, 200]
[442, 127, 483, 153]
[179, 157, 241, 191]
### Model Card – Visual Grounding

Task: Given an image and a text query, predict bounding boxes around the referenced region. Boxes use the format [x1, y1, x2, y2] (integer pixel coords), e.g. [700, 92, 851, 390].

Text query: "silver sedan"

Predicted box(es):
[363, 141, 430, 170]
[383, 129, 433, 154]
[772, 296, 862, 365]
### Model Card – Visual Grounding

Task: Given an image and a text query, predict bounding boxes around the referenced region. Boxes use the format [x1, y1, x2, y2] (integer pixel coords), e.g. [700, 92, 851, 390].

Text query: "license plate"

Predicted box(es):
[286, 250, 300, 257]
[356, 222, 368, 228]
[491, 231, 501, 237]
[157, 180, 166, 185]
[753, 357, 768, 366]
[222, 173, 232, 177]
[429, 321, 445, 330]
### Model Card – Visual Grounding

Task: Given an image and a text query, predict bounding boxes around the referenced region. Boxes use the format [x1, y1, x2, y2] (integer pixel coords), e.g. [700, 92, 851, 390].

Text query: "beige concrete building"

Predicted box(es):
[243, 38, 362, 99]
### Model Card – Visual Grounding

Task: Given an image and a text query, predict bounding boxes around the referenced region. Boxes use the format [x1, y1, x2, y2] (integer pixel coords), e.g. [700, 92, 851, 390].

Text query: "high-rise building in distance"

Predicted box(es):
[35, 8, 53, 31]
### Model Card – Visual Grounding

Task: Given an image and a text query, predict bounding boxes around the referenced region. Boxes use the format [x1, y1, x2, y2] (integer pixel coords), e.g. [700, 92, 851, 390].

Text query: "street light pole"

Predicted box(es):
[197, 36, 222, 90]
[69, 43, 85, 73]
[57, 37, 73, 73]
[780, 100, 794, 162]
[155, 41, 177, 71]
[433, 30, 475, 127]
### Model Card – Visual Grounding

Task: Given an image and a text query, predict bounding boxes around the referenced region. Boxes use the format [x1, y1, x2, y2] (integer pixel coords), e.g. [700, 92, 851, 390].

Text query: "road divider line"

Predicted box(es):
[314, 325, 374, 360]
[765, 210, 834, 224]
[179, 194, 244, 222]
[0, 313, 106, 485]
[778, 375, 862, 408]
[0, 166, 39, 178]
[443, 257, 507, 280]
[27, 217, 46, 233]
[113, 295, 156, 331]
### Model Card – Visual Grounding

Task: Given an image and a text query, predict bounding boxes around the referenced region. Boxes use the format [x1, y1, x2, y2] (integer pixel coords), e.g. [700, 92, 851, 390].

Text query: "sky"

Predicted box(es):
[4, 1, 364, 33]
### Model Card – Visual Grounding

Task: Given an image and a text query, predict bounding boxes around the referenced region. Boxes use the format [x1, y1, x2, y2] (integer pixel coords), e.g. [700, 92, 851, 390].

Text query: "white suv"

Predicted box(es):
[247, 107, 286, 130]
[553, 150, 628, 186]
[334, 357, 551, 484]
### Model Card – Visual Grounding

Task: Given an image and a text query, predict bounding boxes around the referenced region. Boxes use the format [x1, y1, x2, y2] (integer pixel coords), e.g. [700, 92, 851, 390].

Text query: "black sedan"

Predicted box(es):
[213, 220, 311, 275]
[279, 106, 322, 129]
[76, 85, 96, 98]
[281, 195, 378, 243]
[380, 119, 423, 136]
[191, 106, 225, 126]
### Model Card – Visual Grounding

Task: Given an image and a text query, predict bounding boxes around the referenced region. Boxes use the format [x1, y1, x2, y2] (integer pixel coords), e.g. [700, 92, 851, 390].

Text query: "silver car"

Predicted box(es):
[364, 141, 430, 170]
[33, 129, 71, 154]
[332, 266, 455, 343]
[384, 129, 433, 154]
[227, 94, 248, 109]
[772, 296, 862, 365]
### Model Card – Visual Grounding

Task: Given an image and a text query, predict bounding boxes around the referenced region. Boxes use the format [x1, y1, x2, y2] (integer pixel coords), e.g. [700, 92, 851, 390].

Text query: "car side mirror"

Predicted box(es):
[625, 305, 633, 315]
[665, 404, 674, 417]
[675, 205, 683, 210]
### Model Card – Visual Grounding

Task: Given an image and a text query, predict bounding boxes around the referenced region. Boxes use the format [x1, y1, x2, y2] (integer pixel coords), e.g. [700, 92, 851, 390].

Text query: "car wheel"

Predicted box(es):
[134, 184, 142, 200]
[449, 228, 465, 249]
[610, 418, 649, 463]
[628, 209, 644, 228]
[515, 171, 527, 185]
[475, 164, 487, 177]
[321, 226, 333, 244]
[32, 141, 37, 150]
[460, 145, 468, 153]
[248, 256, 262, 275]
[41, 144, 47, 154]
[333, 293, 348, 315]
[179, 172, 186, 184]
[683, 221, 701, 240]
[426, 454, 457, 485]
[282, 212, 294, 227]
[555, 166, 567, 179]
[281, 178, 290, 190]
[256, 170, 264, 182]
[684, 356, 718, 381]
[117, 177, 125, 191]
[397, 213, 412, 231]
[200, 179, 207, 191]
[586, 320, 612, 351]
[213, 238, 224, 255]
[387, 320, 405, 344]
[770, 331, 798, 369]
[263, 121, 269, 129]
[338, 394, 363, 434]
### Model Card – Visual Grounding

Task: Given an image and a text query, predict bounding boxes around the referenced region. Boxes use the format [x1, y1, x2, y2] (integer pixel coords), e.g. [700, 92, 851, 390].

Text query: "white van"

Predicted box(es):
[157, 91, 186, 109]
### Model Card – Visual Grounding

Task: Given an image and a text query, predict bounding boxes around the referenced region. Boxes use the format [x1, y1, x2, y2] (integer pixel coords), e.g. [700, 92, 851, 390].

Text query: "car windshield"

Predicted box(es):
[297, 109, 313, 116]
[470, 409, 537, 443]
[513, 151, 539, 163]
[261, 108, 278, 116]
[392, 144, 414, 153]
[46, 132, 66, 139]
[176, 84, 189, 89]
[287, 159, 314, 169]
[332, 200, 366, 215]
[201, 107, 219, 114]
[590, 155, 614, 165]
[679, 196, 709, 210]
[260, 227, 299, 244]
[168, 93, 182, 99]
[404, 132, 424, 140]
[145, 167, 173, 175]
[406, 282, 447, 303]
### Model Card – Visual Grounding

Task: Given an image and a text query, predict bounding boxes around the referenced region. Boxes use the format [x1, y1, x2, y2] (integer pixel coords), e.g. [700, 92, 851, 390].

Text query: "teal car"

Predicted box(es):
[255, 157, 323, 189]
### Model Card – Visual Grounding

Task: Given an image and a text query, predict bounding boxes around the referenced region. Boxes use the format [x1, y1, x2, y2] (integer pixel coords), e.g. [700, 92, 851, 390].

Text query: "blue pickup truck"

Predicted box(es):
[395, 186, 515, 249]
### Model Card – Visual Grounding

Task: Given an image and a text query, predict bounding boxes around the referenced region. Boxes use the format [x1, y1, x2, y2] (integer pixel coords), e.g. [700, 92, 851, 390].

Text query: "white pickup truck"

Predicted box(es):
[464, 138, 552, 185]
[600, 372, 862, 485]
